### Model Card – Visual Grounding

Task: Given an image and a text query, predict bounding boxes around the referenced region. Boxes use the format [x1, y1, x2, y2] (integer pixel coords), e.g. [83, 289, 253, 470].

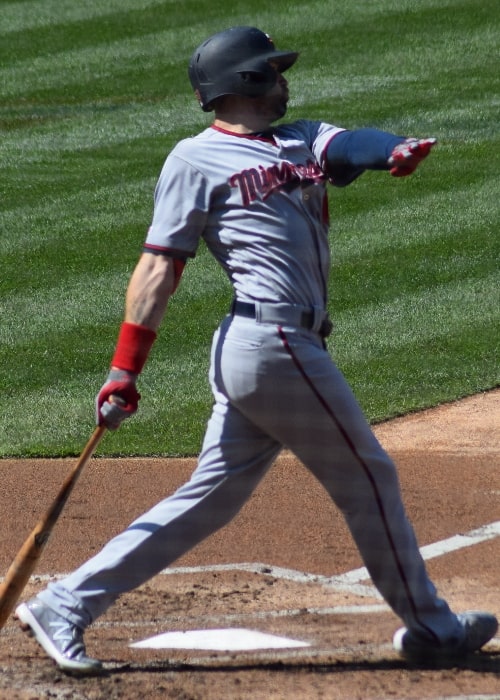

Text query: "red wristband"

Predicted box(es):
[111, 322, 157, 374]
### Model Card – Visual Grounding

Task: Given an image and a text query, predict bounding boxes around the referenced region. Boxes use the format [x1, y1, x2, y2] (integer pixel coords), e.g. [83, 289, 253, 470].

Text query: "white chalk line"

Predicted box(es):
[6, 520, 499, 602]
[92, 519, 500, 640]
[328, 519, 500, 588]
[157, 519, 500, 599]
[5, 518, 497, 645]
[2, 520, 497, 700]
[160, 562, 383, 599]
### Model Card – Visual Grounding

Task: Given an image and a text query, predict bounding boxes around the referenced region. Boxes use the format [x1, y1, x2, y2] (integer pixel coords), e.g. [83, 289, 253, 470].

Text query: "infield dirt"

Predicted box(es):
[0, 389, 498, 699]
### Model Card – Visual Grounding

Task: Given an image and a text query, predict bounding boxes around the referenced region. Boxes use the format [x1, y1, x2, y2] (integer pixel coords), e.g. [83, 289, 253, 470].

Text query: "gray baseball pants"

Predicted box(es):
[41, 313, 460, 642]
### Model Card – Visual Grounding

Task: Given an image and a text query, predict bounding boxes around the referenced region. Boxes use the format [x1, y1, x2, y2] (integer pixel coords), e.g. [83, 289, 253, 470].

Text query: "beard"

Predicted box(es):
[255, 90, 288, 123]
[272, 95, 288, 120]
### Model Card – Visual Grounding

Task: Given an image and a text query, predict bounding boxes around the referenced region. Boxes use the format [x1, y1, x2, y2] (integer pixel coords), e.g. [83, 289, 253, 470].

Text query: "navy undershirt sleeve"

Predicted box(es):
[326, 128, 405, 187]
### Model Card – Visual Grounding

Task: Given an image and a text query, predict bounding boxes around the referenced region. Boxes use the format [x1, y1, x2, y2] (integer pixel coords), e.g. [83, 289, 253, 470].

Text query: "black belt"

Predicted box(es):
[231, 300, 333, 338]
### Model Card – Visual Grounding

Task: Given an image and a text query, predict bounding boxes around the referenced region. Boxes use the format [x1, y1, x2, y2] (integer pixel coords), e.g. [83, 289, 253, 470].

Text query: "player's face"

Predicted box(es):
[257, 70, 289, 123]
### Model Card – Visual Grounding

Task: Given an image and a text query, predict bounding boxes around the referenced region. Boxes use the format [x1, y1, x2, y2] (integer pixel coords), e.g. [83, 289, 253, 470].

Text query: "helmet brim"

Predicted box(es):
[238, 50, 299, 74]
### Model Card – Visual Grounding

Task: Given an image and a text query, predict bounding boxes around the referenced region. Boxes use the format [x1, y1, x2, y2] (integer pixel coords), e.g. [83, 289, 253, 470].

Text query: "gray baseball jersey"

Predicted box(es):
[145, 120, 344, 308]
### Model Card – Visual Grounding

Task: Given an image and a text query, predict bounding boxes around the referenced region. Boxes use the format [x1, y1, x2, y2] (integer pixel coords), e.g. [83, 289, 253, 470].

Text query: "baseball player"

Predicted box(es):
[16, 27, 497, 674]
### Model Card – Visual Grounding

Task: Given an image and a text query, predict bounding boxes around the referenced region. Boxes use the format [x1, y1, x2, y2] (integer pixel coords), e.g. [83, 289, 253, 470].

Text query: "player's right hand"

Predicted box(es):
[96, 369, 140, 430]
[388, 137, 437, 177]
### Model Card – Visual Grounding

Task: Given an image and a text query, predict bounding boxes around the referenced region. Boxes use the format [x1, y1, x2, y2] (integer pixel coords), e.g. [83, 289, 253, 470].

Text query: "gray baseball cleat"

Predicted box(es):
[393, 611, 498, 663]
[16, 598, 103, 675]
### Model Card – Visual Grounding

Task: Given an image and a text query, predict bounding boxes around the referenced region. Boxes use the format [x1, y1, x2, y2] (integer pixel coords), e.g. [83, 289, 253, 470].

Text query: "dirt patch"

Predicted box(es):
[373, 389, 499, 454]
[0, 388, 498, 699]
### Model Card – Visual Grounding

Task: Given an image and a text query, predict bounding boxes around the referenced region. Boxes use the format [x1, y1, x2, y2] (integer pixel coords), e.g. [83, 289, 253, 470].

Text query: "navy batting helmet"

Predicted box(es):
[188, 26, 299, 112]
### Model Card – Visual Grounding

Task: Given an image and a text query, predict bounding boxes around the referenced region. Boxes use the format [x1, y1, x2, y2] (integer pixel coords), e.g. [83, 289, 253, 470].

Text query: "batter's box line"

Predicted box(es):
[327, 519, 500, 588]
[4, 520, 499, 596]
[157, 519, 500, 598]
[159, 562, 382, 599]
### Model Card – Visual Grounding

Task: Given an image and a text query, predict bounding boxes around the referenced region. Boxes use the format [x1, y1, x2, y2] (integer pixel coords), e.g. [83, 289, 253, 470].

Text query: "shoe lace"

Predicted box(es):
[49, 620, 86, 658]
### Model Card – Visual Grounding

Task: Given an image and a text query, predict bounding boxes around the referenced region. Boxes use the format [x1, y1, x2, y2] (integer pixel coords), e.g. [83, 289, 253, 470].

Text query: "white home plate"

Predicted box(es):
[130, 628, 310, 651]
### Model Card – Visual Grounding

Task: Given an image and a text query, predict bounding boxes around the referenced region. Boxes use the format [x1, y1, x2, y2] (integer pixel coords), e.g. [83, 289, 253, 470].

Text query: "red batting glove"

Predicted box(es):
[388, 137, 437, 177]
[96, 369, 140, 430]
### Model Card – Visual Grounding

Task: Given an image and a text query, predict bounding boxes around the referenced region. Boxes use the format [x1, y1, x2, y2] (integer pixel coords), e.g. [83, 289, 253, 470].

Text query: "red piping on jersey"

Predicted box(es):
[143, 243, 195, 259]
[277, 325, 439, 644]
[210, 124, 277, 144]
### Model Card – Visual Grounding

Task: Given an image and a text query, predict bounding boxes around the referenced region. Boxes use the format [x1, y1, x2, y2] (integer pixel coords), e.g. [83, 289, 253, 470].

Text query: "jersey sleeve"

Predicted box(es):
[144, 152, 210, 258]
[287, 119, 346, 169]
[324, 128, 406, 187]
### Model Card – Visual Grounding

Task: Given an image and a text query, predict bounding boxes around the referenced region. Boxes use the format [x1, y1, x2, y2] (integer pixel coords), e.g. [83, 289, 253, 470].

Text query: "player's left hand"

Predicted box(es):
[388, 137, 437, 177]
[96, 369, 140, 430]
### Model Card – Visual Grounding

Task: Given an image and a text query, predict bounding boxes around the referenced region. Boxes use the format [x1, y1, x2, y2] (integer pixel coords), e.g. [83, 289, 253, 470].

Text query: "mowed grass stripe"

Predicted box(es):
[1, 0, 468, 46]
[0, 0, 233, 66]
[341, 321, 499, 421]
[1, 0, 498, 455]
[293, 74, 498, 136]
[1, 138, 170, 214]
[1, 28, 193, 99]
[3, 78, 496, 153]
[3, 174, 495, 325]
[1, 101, 203, 158]
[0, 180, 155, 255]
[0, 0, 177, 34]
[332, 177, 499, 263]
[3, 5, 494, 102]
[3, 276, 496, 455]
[1, 246, 228, 350]
[333, 272, 499, 356]
[3, 147, 495, 251]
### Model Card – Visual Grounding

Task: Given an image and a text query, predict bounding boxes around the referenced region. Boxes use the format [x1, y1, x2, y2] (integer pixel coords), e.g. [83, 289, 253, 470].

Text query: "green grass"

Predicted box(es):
[1, 0, 498, 456]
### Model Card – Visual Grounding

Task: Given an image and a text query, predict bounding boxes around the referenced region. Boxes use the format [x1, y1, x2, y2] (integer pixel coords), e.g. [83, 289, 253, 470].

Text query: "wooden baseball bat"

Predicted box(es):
[0, 425, 107, 631]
